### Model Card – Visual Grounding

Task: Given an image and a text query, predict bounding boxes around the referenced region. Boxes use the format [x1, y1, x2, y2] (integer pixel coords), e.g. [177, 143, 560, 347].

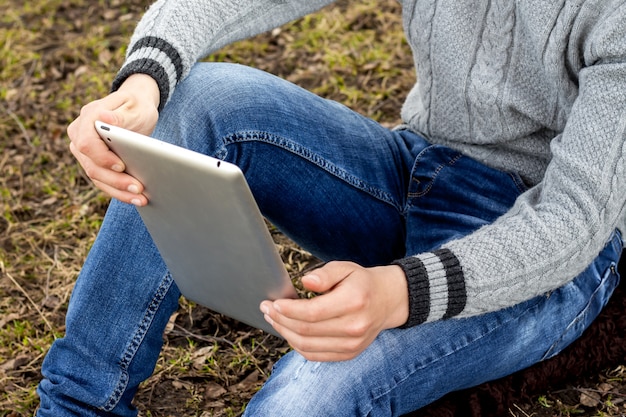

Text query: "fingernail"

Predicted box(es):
[264, 314, 274, 325]
[128, 184, 140, 194]
[261, 304, 269, 316]
[305, 274, 320, 284]
[112, 164, 124, 172]
[273, 302, 281, 313]
[131, 198, 142, 206]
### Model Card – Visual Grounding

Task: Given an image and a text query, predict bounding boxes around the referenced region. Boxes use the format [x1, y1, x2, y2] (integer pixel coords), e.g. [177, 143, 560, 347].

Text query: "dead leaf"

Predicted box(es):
[73, 65, 88, 76]
[205, 382, 227, 399]
[228, 370, 260, 392]
[41, 196, 58, 206]
[598, 382, 615, 394]
[103, 10, 117, 20]
[579, 389, 601, 408]
[191, 345, 215, 369]
[0, 313, 21, 329]
[0, 355, 31, 372]
[171, 380, 191, 390]
[164, 312, 179, 334]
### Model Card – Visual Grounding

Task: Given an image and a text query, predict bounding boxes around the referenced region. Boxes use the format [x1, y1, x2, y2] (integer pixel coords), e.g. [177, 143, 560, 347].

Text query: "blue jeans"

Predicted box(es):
[37, 63, 622, 416]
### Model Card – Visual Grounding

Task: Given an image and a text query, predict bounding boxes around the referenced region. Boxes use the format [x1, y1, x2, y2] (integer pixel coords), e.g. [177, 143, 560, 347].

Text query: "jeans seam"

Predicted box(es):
[611, 228, 623, 254]
[370, 298, 543, 404]
[508, 172, 530, 194]
[541, 261, 618, 361]
[541, 229, 622, 361]
[221, 130, 402, 211]
[406, 147, 463, 200]
[102, 272, 175, 411]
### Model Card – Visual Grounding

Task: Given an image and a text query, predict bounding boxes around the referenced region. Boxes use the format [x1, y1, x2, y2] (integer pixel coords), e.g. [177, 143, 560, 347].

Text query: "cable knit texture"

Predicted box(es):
[113, 0, 626, 326]
[467, 0, 516, 140]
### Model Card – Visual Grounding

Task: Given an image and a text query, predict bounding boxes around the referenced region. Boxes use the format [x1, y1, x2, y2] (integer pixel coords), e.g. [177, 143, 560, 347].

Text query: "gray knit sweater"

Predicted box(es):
[112, 0, 626, 327]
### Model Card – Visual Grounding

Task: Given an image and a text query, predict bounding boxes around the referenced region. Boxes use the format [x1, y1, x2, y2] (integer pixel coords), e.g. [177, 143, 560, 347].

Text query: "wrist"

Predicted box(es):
[375, 265, 409, 329]
[118, 73, 161, 110]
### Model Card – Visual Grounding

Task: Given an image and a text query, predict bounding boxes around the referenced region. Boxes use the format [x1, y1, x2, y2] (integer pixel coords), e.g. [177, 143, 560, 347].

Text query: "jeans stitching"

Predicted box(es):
[541, 230, 622, 360]
[508, 172, 530, 194]
[221, 131, 402, 210]
[369, 297, 544, 403]
[541, 262, 618, 360]
[611, 228, 623, 254]
[102, 272, 175, 411]
[407, 147, 463, 200]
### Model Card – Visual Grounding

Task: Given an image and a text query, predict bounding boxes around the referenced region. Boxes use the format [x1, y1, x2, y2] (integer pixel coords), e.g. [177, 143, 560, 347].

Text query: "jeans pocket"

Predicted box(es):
[541, 233, 622, 360]
[404, 146, 531, 254]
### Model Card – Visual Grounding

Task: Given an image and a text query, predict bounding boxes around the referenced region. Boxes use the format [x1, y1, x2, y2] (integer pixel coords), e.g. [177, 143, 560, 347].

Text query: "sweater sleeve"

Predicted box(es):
[111, 0, 335, 110]
[396, 6, 626, 327]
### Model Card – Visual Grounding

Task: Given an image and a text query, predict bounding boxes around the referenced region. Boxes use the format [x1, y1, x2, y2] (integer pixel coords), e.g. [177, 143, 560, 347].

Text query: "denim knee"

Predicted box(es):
[244, 352, 379, 417]
[153, 62, 306, 157]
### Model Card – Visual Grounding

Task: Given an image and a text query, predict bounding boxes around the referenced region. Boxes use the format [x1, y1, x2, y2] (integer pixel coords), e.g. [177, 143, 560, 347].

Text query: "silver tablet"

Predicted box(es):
[96, 121, 297, 337]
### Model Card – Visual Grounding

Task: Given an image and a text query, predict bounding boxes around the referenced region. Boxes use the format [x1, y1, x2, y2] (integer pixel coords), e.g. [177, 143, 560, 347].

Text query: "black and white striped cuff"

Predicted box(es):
[393, 248, 466, 327]
[111, 37, 184, 112]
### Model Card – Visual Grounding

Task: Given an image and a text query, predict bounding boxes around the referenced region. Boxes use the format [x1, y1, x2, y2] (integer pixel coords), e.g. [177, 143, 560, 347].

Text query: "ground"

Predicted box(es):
[0, 0, 624, 416]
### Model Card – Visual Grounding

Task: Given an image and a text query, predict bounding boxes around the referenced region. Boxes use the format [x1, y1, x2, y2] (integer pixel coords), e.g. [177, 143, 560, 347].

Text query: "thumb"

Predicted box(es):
[97, 110, 122, 127]
[301, 261, 358, 293]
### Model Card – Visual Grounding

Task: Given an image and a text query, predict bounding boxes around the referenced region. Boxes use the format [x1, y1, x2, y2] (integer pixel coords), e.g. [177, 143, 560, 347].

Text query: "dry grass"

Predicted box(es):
[0, 0, 624, 416]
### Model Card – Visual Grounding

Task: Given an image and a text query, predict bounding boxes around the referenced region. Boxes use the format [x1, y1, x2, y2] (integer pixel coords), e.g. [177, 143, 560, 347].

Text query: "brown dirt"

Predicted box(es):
[0, 0, 624, 416]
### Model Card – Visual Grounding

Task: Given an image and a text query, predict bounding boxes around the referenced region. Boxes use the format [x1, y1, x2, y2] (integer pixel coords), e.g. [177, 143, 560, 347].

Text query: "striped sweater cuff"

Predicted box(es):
[111, 37, 184, 112]
[392, 248, 466, 327]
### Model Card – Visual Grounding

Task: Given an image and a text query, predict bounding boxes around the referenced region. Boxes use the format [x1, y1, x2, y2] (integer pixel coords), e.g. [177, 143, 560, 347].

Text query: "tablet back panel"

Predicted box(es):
[96, 122, 296, 336]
